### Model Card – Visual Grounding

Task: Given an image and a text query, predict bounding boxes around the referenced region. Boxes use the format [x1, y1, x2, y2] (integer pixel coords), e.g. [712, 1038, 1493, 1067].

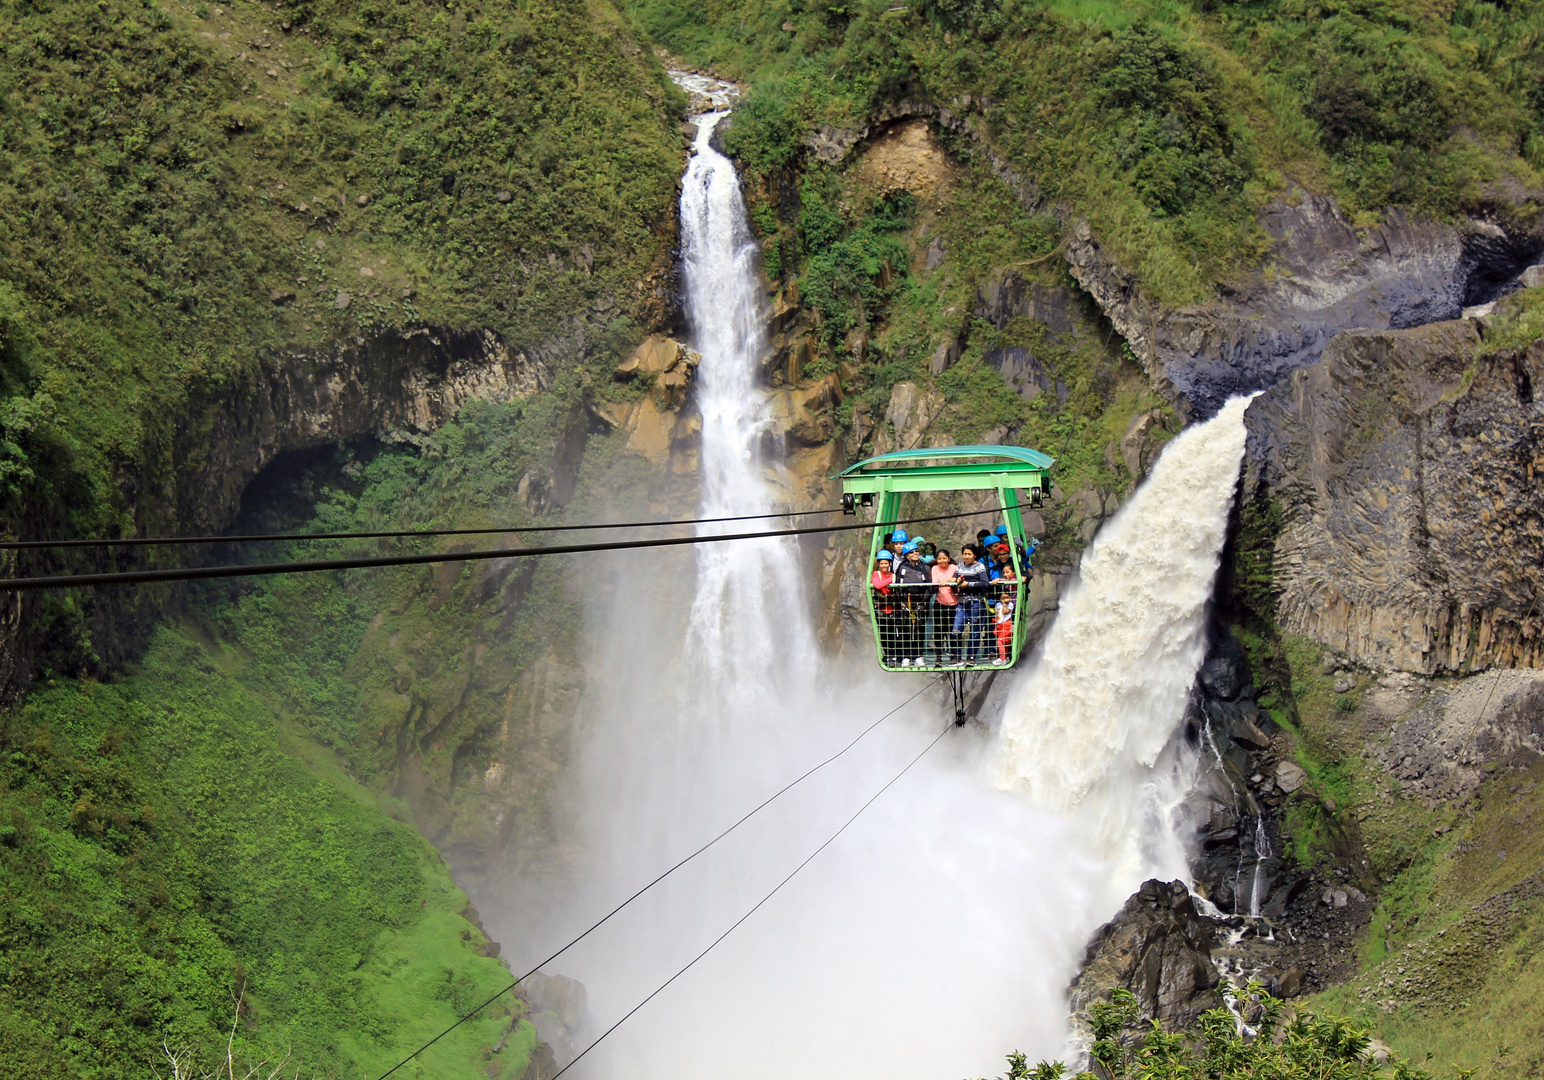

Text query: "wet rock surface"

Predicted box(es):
[1070, 879, 1223, 1029]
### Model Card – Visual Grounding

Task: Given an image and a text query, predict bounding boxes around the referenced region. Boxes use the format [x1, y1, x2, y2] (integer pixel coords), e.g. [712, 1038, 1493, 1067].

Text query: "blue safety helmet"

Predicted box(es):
[910, 535, 926, 545]
[875, 549, 894, 561]
[995, 524, 1009, 537]
[902, 541, 918, 554]
[890, 529, 908, 542]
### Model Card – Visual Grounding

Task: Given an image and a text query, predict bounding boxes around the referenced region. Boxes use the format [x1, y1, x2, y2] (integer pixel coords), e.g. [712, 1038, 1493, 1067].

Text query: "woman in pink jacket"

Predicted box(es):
[929, 549, 960, 666]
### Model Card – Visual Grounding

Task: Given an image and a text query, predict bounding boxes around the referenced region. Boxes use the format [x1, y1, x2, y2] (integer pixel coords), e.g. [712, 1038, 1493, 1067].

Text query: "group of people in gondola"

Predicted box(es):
[869, 525, 1037, 668]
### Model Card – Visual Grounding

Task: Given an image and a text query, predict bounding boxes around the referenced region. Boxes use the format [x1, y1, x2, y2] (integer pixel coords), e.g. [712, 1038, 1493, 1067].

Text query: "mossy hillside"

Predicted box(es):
[637, 0, 1544, 306]
[1, 359, 686, 1074]
[202, 391, 649, 828]
[0, 627, 532, 1079]
[0, 0, 684, 545]
[1311, 762, 1544, 1080]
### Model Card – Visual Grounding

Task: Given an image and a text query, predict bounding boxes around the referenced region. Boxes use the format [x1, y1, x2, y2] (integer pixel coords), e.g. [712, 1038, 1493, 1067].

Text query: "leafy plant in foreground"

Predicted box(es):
[980, 983, 1466, 1080]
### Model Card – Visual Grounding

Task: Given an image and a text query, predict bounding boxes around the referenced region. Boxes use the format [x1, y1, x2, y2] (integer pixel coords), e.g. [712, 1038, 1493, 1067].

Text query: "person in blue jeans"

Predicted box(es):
[952, 544, 990, 663]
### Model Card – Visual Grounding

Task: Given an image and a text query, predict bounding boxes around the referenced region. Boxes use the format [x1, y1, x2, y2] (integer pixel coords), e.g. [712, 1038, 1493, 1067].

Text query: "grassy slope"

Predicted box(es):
[0, 0, 687, 1070]
[0, 624, 534, 1079]
[0, 373, 679, 1075]
[1233, 626, 1544, 1080]
[0, 0, 684, 540]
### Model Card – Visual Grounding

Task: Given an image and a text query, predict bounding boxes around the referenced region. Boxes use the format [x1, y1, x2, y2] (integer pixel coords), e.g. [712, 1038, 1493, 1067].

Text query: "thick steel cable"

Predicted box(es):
[0, 502, 1035, 592]
[549, 715, 958, 1080]
[374, 677, 944, 1080]
[0, 506, 845, 551]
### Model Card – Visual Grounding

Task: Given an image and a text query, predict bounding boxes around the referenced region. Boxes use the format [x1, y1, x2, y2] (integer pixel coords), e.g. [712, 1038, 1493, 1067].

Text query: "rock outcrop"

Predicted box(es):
[1067, 194, 1541, 418]
[1242, 318, 1543, 674]
[1070, 879, 1223, 1029]
[179, 325, 552, 530]
[0, 322, 579, 705]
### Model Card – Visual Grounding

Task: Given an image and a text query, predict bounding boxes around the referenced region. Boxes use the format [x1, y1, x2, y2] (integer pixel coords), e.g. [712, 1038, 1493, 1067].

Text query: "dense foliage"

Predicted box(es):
[0, 0, 683, 538]
[636, 0, 1544, 304]
[988, 986, 1466, 1080]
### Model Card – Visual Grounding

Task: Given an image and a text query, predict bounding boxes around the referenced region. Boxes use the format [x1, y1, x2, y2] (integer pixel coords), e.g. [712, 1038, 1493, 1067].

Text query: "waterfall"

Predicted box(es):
[679, 111, 818, 692]
[494, 85, 1260, 1080]
[994, 394, 1258, 892]
[1248, 817, 1274, 918]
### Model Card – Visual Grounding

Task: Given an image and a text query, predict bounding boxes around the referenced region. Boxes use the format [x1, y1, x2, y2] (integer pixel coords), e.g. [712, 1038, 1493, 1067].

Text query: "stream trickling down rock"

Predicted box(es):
[511, 87, 1258, 1079]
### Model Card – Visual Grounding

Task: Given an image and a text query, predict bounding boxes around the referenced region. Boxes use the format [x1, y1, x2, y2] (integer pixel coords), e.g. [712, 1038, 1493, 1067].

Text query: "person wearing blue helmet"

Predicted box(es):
[894, 542, 930, 666]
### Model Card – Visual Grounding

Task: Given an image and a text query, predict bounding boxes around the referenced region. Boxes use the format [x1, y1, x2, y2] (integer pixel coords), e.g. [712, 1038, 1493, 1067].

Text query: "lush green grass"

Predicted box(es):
[1228, 621, 1544, 1079]
[0, 626, 532, 1078]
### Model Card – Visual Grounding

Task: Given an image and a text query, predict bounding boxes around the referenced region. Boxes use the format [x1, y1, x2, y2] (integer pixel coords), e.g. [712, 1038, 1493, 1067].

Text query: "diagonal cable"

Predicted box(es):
[549, 715, 959, 1079]
[374, 677, 944, 1079]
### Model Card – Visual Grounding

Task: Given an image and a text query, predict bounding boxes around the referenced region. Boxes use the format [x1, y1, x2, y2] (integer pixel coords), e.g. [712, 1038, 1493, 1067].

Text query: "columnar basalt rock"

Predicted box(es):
[1243, 319, 1543, 674]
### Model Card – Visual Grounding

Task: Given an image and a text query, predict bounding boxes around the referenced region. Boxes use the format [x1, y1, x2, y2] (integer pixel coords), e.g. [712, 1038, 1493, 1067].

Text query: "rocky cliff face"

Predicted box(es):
[1241, 319, 1542, 674]
[0, 322, 583, 706]
[1068, 196, 1542, 419]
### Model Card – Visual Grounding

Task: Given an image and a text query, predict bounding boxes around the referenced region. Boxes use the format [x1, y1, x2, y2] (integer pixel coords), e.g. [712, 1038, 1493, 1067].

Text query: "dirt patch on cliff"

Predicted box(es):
[851, 119, 956, 202]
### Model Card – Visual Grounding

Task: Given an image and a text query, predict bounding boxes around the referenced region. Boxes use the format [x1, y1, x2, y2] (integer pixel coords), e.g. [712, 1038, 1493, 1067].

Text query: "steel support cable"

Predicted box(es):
[550, 714, 958, 1080]
[374, 677, 944, 1080]
[0, 507, 847, 551]
[0, 502, 1036, 592]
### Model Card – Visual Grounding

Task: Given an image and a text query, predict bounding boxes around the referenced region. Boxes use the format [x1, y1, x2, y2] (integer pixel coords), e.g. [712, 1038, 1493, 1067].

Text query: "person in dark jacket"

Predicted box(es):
[895, 543, 931, 665]
[953, 544, 991, 662]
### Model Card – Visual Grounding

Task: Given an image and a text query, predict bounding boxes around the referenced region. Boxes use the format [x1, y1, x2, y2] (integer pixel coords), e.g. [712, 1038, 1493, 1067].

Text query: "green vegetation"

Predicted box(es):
[1475, 285, 1544, 354]
[0, 627, 531, 1079]
[0, 384, 664, 1076]
[637, 0, 1543, 304]
[987, 985, 1472, 1080]
[1223, 618, 1544, 1080]
[0, 0, 683, 543]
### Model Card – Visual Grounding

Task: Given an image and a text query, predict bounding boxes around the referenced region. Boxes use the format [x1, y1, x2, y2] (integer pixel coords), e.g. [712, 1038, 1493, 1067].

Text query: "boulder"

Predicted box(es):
[1274, 760, 1307, 794]
[1069, 879, 1223, 1030]
[1120, 408, 1172, 478]
[521, 972, 587, 1032]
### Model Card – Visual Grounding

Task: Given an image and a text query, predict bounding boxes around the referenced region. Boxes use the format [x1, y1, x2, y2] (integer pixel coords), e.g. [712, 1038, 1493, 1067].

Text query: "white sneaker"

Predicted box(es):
[900, 658, 910, 667]
[914, 658, 925, 667]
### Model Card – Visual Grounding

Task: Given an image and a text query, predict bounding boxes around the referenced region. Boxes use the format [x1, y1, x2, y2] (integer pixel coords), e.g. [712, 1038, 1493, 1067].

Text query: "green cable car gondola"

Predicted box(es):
[836, 445, 1054, 694]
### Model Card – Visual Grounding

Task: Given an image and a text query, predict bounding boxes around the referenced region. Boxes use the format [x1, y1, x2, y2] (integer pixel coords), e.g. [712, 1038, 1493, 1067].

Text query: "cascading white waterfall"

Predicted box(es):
[679, 111, 819, 691]
[994, 394, 1259, 898]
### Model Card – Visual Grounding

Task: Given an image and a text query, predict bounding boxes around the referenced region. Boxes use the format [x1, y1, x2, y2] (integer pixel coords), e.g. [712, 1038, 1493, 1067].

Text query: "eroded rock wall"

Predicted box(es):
[1242, 320, 1543, 674]
[1068, 196, 1541, 419]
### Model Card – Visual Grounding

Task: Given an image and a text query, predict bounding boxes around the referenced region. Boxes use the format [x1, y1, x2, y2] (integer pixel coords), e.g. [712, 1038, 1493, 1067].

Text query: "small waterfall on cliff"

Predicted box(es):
[994, 394, 1258, 896]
